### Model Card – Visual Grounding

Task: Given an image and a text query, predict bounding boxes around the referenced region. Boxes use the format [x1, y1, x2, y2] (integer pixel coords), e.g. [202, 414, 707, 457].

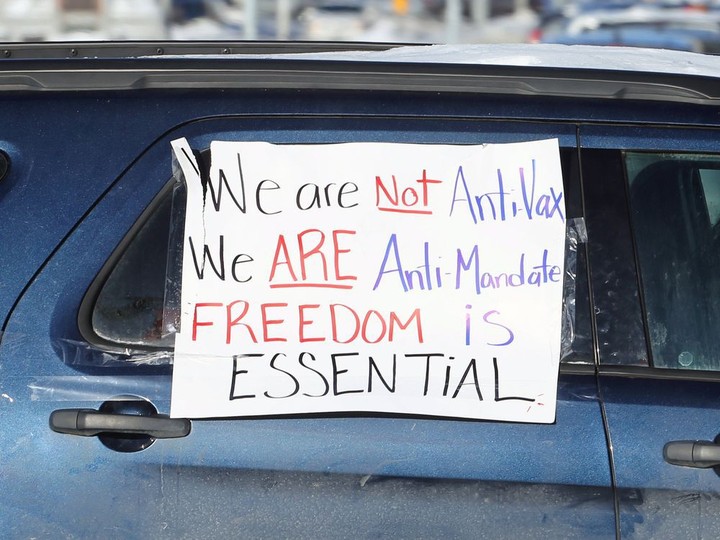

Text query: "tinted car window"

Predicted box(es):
[88, 182, 183, 352]
[626, 151, 720, 370]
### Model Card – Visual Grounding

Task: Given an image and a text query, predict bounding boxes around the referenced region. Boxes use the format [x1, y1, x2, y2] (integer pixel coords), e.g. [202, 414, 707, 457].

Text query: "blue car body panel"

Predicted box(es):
[0, 93, 614, 536]
[3, 107, 614, 537]
[577, 123, 720, 538]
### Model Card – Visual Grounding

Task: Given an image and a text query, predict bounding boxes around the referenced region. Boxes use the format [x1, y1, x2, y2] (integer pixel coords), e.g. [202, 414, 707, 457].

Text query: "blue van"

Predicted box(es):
[2, 42, 720, 538]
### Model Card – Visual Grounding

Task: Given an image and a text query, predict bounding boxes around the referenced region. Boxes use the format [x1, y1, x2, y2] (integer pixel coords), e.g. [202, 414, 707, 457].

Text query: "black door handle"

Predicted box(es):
[50, 408, 191, 439]
[663, 440, 720, 468]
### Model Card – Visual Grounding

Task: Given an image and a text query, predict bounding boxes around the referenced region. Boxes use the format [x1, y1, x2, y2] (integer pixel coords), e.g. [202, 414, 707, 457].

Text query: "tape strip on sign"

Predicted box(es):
[169, 138, 566, 423]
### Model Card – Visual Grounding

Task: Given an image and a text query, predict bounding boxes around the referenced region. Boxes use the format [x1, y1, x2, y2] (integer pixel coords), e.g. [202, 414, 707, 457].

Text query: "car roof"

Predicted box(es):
[246, 43, 720, 78]
[2, 42, 720, 105]
[3, 41, 720, 77]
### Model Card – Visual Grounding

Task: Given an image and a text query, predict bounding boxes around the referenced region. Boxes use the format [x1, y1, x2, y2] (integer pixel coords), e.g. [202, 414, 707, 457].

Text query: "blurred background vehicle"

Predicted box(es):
[535, 3, 720, 53]
[296, 0, 369, 41]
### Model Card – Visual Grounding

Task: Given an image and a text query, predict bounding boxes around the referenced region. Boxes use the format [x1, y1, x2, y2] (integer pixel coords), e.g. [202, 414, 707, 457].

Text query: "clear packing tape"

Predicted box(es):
[561, 217, 588, 362]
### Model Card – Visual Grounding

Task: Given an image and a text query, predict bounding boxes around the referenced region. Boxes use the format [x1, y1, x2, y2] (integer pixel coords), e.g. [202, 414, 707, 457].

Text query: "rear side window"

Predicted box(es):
[81, 146, 592, 365]
[626, 152, 720, 371]
[84, 182, 184, 353]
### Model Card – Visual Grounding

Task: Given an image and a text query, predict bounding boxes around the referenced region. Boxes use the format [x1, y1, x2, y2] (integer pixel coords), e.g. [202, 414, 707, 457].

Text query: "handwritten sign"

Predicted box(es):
[169, 138, 566, 423]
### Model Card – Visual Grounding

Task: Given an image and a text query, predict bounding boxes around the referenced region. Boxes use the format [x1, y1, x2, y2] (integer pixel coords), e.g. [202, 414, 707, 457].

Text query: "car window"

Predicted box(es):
[82, 146, 593, 365]
[86, 181, 185, 353]
[626, 151, 720, 371]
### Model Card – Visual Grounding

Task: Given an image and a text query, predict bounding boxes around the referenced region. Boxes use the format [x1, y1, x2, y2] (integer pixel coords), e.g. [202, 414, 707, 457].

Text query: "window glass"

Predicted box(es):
[84, 147, 592, 365]
[90, 183, 181, 351]
[699, 169, 720, 227]
[626, 151, 720, 370]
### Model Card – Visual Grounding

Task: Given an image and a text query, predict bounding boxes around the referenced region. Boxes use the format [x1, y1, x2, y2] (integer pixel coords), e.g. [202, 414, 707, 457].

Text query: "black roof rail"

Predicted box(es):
[0, 41, 406, 60]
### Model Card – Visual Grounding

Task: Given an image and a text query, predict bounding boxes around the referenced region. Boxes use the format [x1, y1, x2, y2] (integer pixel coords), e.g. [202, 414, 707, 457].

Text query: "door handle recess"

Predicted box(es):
[663, 440, 720, 468]
[50, 408, 191, 439]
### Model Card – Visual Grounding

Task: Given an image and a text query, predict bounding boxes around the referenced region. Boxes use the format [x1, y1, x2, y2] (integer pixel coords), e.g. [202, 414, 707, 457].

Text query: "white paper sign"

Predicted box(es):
[170, 138, 566, 423]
